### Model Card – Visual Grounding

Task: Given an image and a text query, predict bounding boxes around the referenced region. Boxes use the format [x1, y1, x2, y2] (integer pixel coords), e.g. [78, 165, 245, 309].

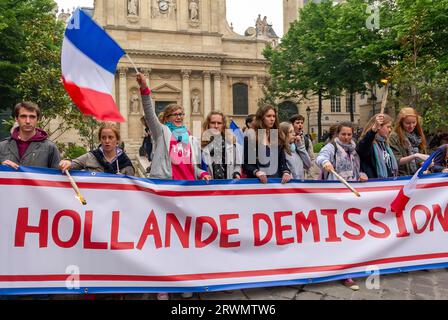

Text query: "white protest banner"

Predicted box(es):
[0, 166, 447, 295]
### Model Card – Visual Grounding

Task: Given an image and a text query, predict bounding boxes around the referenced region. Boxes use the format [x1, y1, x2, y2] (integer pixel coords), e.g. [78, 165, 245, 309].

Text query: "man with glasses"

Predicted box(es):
[0, 102, 60, 170]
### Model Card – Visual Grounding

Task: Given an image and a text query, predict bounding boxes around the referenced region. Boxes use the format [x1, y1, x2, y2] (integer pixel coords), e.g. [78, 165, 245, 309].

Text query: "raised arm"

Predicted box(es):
[137, 73, 163, 138]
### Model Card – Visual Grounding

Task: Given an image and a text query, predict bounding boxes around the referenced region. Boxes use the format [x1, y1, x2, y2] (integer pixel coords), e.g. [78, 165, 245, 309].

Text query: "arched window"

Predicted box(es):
[278, 101, 298, 122]
[233, 83, 248, 115]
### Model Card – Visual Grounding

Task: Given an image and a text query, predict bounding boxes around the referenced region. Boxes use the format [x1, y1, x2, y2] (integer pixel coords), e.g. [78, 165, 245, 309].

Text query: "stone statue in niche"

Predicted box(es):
[130, 90, 141, 113]
[192, 93, 200, 114]
[128, 0, 139, 16]
[189, 0, 199, 21]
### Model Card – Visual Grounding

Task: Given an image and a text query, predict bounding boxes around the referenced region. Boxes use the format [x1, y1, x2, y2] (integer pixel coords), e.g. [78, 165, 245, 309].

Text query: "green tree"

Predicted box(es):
[389, 0, 448, 129]
[264, 0, 344, 141]
[0, 0, 115, 148]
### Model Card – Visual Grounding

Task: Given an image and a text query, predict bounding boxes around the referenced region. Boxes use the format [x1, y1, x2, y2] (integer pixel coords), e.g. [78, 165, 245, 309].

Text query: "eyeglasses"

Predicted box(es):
[169, 113, 185, 118]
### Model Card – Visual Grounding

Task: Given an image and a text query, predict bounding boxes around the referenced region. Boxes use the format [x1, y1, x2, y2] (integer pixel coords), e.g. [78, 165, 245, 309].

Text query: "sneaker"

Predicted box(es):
[181, 292, 193, 299]
[343, 278, 360, 291]
[157, 293, 169, 300]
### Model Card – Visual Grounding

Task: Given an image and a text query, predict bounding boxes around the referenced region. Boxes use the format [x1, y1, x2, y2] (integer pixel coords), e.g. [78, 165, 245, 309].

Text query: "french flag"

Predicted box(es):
[61, 8, 125, 122]
[390, 148, 443, 213]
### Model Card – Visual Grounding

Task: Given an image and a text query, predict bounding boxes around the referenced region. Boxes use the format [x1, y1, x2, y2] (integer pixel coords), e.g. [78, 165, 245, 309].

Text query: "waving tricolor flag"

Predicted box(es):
[61, 8, 125, 122]
[390, 148, 443, 213]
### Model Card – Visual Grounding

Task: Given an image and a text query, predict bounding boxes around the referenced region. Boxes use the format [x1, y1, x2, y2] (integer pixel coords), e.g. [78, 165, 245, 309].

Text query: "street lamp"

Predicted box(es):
[306, 106, 311, 135]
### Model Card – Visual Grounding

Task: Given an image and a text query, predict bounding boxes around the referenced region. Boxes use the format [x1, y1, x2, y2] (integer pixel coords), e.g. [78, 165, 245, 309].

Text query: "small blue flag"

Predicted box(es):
[230, 120, 244, 146]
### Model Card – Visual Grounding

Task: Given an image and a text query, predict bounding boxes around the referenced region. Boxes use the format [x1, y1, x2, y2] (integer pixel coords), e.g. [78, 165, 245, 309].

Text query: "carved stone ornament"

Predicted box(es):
[129, 88, 141, 114]
[188, 0, 200, 27]
[191, 89, 201, 114]
[127, 0, 139, 16]
[152, 0, 177, 19]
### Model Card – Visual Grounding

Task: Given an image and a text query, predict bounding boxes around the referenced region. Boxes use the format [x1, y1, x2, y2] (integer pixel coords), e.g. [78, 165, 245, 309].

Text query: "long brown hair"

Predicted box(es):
[360, 113, 393, 141]
[279, 122, 293, 155]
[394, 107, 426, 150]
[253, 105, 279, 145]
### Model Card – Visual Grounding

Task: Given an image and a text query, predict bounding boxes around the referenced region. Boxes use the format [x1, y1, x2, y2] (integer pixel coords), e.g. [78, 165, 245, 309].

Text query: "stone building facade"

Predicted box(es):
[90, 0, 278, 156]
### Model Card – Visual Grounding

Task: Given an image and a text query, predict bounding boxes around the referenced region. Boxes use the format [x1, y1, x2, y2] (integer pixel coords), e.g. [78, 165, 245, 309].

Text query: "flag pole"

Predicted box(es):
[126, 53, 139, 74]
[65, 170, 87, 205]
[380, 79, 389, 114]
[330, 169, 361, 197]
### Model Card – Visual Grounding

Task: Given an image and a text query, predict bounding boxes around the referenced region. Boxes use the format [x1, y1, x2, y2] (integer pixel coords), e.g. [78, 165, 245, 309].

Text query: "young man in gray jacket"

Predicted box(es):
[0, 102, 60, 170]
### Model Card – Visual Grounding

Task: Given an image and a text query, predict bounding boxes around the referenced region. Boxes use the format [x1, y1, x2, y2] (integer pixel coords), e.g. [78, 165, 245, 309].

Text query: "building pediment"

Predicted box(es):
[152, 83, 181, 93]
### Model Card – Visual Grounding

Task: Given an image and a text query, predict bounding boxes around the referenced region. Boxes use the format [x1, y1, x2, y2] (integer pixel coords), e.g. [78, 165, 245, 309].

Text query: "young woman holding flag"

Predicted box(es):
[136, 73, 210, 182]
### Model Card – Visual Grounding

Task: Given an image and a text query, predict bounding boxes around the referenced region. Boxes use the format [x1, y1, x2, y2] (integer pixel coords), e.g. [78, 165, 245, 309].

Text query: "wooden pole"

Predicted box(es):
[330, 169, 361, 197]
[65, 171, 87, 205]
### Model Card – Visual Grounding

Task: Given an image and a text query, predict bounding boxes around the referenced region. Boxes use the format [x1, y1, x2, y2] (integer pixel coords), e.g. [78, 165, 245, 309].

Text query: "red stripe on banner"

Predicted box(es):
[62, 77, 124, 122]
[1, 251, 448, 282]
[0, 178, 447, 197]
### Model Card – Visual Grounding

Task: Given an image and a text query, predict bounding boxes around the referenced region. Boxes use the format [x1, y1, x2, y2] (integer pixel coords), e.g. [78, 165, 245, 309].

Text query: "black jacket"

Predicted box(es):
[356, 129, 379, 179]
[243, 136, 290, 178]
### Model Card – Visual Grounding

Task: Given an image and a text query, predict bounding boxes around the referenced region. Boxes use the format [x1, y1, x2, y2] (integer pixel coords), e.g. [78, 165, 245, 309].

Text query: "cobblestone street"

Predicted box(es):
[49, 268, 446, 301]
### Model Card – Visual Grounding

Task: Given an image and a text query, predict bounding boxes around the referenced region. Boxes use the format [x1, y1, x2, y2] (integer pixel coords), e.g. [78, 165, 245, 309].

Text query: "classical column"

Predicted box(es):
[182, 69, 191, 126]
[213, 72, 222, 111]
[203, 71, 212, 117]
[118, 67, 129, 141]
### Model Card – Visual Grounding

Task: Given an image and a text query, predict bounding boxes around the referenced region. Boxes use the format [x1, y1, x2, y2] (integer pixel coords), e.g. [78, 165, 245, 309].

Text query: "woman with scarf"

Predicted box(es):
[136, 73, 210, 300]
[389, 107, 429, 176]
[59, 123, 134, 175]
[316, 122, 366, 291]
[201, 111, 242, 180]
[356, 114, 399, 179]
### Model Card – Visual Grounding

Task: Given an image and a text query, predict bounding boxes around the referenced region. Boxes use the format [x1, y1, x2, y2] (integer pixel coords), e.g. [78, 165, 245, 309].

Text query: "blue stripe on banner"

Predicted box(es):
[1, 262, 448, 295]
[1, 165, 447, 186]
[64, 8, 125, 74]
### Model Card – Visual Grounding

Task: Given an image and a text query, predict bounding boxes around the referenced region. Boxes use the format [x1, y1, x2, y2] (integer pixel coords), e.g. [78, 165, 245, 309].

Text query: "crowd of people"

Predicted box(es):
[1, 73, 448, 299]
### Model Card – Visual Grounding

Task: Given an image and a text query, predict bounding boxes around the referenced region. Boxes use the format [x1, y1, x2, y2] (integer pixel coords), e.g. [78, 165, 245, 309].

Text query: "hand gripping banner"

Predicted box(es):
[0, 165, 447, 295]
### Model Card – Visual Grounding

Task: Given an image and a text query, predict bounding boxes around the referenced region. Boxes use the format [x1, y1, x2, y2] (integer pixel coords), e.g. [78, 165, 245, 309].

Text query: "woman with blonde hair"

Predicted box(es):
[201, 111, 242, 180]
[279, 122, 311, 180]
[136, 73, 210, 183]
[243, 105, 291, 184]
[389, 107, 429, 176]
[356, 114, 398, 178]
[59, 122, 134, 175]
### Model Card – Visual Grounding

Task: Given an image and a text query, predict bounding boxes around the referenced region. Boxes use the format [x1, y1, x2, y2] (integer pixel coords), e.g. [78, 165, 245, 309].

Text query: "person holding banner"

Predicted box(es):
[430, 144, 448, 173]
[389, 107, 429, 176]
[316, 121, 367, 183]
[356, 114, 398, 179]
[243, 105, 291, 184]
[137, 72, 209, 300]
[201, 111, 242, 180]
[59, 123, 135, 175]
[279, 122, 311, 180]
[0, 102, 60, 170]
